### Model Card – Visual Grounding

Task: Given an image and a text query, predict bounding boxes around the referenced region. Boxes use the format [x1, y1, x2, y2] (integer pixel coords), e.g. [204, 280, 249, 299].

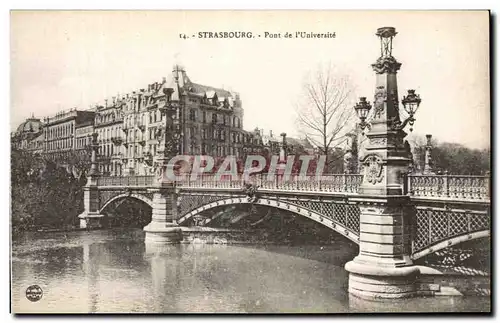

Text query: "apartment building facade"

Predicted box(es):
[12, 65, 311, 176]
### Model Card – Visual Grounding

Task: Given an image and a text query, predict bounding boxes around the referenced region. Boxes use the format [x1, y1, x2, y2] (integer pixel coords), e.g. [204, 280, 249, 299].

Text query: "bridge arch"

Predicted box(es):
[411, 230, 490, 261]
[99, 193, 153, 214]
[177, 197, 360, 244]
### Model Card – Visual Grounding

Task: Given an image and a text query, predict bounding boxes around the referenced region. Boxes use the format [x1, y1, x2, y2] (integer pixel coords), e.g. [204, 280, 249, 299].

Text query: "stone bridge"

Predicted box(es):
[79, 173, 490, 262]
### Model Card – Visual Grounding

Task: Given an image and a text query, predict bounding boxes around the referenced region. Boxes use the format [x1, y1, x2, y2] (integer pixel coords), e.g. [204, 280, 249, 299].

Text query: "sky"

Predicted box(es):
[10, 10, 490, 149]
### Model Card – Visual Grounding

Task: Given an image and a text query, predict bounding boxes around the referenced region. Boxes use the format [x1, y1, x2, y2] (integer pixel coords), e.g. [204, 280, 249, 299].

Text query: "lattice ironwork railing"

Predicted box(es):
[278, 197, 360, 235]
[412, 205, 490, 254]
[407, 174, 490, 201]
[177, 193, 229, 216]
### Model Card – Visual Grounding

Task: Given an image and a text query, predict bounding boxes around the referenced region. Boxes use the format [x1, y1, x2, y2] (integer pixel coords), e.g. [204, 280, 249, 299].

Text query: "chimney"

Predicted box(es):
[162, 76, 166, 83]
[269, 130, 273, 137]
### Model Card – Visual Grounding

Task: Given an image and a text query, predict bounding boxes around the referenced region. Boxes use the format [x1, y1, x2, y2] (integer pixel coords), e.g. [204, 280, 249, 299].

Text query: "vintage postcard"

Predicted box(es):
[10, 10, 491, 314]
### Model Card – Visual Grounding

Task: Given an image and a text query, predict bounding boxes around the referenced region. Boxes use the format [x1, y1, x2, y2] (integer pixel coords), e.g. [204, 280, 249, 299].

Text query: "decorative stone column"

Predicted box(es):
[78, 132, 104, 229]
[423, 134, 435, 175]
[143, 81, 183, 244]
[345, 27, 420, 299]
[343, 133, 358, 174]
[277, 132, 287, 177]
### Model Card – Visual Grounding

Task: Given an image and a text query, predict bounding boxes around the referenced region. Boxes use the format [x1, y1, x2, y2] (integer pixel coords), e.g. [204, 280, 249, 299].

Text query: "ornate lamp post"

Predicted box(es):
[279, 132, 287, 163]
[88, 132, 100, 177]
[78, 132, 103, 229]
[345, 27, 423, 299]
[155, 88, 180, 182]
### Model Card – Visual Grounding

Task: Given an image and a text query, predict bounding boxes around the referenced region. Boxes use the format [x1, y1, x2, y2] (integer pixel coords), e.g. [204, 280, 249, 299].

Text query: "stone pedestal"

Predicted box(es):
[143, 183, 183, 244]
[345, 196, 419, 299]
[78, 175, 104, 229]
[79, 213, 104, 229]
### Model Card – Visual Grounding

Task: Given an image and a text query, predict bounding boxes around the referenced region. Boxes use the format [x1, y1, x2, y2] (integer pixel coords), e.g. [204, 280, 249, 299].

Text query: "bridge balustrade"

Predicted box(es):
[93, 172, 490, 260]
[97, 175, 155, 187]
[406, 174, 490, 201]
[174, 173, 364, 193]
[95, 173, 491, 201]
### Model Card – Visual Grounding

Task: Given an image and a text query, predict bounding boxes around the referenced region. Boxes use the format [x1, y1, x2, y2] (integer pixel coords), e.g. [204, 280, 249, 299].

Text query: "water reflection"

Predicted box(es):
[11, 229, 490, 313]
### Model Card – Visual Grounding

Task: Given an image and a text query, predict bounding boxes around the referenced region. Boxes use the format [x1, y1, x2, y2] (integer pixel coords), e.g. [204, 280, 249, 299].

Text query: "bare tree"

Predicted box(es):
[295, 63, 357, 171]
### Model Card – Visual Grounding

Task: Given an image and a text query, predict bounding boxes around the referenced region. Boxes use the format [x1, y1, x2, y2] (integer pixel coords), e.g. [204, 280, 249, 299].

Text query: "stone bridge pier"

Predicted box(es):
[344, 26, 421, 299]
[78, 175, 104, 229]
[143, 181, 183, 244]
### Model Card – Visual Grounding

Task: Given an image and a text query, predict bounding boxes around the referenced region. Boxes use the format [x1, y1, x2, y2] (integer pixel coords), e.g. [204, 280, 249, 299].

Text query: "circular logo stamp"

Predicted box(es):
[25, 285, 43, 302]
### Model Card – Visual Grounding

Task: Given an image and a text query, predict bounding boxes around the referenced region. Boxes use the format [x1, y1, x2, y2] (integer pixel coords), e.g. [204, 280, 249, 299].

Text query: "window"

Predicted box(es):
[212, 113, 218, 124]
[203, 111, 207, 123]
[189, 109, 196, 121]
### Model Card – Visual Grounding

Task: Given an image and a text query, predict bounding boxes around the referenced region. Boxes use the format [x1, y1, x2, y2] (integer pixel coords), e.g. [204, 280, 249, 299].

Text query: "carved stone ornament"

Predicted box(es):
[243, 183, 259, 203]
[373, 86, 387, 119]
[369, 137, 387, 146]
[363, 155, 384, 184]
[371, 56, 402, 74]
[156, 166, 164, 182]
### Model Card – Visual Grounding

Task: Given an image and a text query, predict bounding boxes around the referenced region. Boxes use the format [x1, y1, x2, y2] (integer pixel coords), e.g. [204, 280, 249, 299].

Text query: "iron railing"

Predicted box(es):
[95, 173, 490, 201]
[175, 173, 363, 193]
[97, 175, 155, 187]
[406, 174, 490, 201]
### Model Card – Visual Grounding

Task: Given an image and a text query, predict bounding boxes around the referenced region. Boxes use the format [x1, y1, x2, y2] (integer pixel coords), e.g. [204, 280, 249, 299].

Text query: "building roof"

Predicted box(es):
[15, 117, 43, 135]
[189, 83, 232, 98]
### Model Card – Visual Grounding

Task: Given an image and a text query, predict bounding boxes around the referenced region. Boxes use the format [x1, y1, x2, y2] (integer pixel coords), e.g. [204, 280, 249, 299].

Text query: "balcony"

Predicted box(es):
[138, 140, 146, 146]
[97, 155, 111, 162]
[138, 125, 146, 132]
[111, 153, 123, 160]
[111, 136, 123, 145]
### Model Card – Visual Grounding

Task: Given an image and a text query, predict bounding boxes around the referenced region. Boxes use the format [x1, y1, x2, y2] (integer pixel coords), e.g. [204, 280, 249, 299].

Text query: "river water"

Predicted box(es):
[11, 229, 490, 313]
